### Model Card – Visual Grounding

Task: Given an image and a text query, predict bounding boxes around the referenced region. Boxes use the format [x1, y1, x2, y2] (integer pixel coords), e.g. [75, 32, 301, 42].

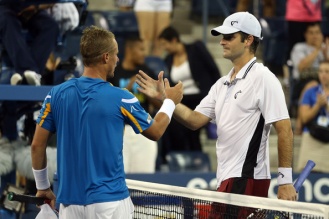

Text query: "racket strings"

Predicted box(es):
[247, 209, 290, 219]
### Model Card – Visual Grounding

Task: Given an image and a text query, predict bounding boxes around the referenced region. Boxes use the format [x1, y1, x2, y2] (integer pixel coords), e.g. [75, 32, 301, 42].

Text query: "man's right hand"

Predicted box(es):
[164, 78, 183, 105]
[137, 70, 183, 105]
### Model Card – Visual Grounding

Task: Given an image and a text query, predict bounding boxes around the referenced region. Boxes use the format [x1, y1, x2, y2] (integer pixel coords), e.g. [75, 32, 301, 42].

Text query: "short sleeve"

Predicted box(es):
[120, 94, 153, 134]
[36, 90, 56, 132]
[258, 71, 289, 125]
[195, 80, 221, 121]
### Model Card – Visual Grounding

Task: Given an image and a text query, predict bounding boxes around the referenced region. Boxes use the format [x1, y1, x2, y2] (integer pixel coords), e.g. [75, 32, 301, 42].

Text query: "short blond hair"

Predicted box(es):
[80, 26, 116, 67]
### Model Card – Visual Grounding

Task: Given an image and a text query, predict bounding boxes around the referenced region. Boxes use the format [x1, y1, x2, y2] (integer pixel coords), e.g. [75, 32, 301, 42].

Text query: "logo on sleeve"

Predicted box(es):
[147, 115, 152, 124]
[131, 106, 139, 113]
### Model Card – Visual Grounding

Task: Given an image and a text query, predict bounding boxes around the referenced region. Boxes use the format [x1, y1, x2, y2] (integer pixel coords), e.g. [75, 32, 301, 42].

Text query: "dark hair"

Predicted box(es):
[158, 26, 180, 42]
[304, 22, 321, 33]
[238, 32, 260, 54]
[124, 35, 143, 49]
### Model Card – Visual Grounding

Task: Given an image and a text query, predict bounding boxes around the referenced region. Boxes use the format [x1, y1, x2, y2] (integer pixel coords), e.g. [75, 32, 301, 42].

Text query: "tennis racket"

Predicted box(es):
[7, 192, 59, 217]
[7, 192, 50, 206]
[247, 160, 316, 219]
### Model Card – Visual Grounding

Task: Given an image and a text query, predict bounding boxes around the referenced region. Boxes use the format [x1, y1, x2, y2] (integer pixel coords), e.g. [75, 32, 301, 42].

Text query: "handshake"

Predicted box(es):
[136, 70, 183, 106]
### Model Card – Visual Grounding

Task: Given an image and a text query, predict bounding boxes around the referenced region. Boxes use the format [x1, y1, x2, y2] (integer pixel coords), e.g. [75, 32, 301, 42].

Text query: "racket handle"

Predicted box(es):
[294, 160, 316, 192]
[7, 192, 50, 205]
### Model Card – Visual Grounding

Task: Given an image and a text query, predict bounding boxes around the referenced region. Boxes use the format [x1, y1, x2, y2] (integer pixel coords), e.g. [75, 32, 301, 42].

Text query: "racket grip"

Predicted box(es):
[7, 192, 49, 205]
[294, 160, 316, 192]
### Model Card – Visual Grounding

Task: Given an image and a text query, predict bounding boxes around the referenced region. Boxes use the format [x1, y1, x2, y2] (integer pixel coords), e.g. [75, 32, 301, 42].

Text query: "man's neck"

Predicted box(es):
[83, 66, 106, 81]
[231, 53, 255, 80]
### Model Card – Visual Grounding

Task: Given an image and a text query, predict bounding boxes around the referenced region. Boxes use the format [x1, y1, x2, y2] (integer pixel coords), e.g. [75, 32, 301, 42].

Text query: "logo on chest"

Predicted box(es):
[234, 90, 242, 99]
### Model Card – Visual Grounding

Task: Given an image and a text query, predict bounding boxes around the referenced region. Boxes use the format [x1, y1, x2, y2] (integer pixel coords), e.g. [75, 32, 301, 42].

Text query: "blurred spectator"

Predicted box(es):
[107, 35, 158, 173]
[0, 4, 59, 86]
[158, 26, 221, 162]
[43, 3, 80, 85]
[285, 0, 323, 62]
[116, 0, 135, 11]
[134, 0, 172, 56]
[290, 22, 329, 134]
[41, 52, 61, 85]
[47, 2, 79, 36]
[0, 3, 59, 147]
[236, 0, 275, 17]
[297, 60, 329, 173]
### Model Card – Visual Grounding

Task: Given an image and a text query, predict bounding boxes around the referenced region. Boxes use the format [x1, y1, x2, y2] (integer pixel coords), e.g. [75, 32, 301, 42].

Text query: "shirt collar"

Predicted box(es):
[224, 57, 257, 85]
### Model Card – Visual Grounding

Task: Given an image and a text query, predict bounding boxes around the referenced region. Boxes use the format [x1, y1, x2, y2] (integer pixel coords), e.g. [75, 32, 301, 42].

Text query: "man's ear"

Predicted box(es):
[103, 52, 109, 63]
[246, 35, 254, 46]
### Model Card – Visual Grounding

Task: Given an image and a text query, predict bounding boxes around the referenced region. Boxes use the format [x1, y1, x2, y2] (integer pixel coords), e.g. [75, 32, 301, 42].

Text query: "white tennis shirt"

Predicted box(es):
[195, 57, 289, 188]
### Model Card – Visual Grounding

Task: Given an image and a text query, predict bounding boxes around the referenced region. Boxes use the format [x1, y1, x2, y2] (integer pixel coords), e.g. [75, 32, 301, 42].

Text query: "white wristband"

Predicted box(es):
[277, 167, 293, 185]
[157, 99, 176, 120]
[32, 167, 50, 190]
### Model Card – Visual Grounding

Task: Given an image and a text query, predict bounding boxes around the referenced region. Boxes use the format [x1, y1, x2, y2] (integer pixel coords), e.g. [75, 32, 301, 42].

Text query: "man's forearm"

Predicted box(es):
[275, 119, 294, 186]
[172, 104, 194, 129]
[31, 125, 51, 170]
[31, 141, 50, 190]
[277, 125, 294, 168]
[173, 104, 210, 131]
[31, 145, 47, 170]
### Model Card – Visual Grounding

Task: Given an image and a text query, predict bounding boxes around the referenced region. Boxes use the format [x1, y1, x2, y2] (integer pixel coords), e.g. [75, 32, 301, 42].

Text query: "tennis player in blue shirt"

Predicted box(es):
[30, 25, 183, 219]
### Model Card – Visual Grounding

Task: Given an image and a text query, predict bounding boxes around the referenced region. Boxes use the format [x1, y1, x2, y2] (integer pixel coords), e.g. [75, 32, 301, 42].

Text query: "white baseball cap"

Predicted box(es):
[211, 12, 263, 39]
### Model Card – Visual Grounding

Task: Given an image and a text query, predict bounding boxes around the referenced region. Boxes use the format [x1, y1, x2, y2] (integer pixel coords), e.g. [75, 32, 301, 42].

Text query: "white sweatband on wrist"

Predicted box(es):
[32, 166, 50, 190]
[277, 167, 293, 185]
[157, 99, 175, 120]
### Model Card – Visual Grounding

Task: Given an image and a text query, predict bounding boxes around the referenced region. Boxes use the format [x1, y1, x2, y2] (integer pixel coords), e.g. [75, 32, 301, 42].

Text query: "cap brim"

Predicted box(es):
[211, 26, 240, 36]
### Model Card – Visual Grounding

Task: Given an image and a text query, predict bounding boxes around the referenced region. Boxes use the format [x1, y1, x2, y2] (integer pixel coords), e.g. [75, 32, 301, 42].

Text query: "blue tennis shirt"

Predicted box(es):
[37, 76, 154, 205]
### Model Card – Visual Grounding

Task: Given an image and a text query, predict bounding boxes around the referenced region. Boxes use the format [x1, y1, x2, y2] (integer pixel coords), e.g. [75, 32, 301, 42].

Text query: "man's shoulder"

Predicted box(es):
[105, 84, 136, 101]
[252, 61, 272, 72]
[251, 62, 277, 81]
[52, 78, 77, 91]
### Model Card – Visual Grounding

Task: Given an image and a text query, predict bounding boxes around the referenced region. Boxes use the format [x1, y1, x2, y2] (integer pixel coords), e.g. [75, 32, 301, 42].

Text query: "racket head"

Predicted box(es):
[247, 209, 290, 219]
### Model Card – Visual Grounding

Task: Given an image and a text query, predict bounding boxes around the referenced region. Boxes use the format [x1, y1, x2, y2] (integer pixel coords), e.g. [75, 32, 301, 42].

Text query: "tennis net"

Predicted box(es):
[126, 179, 329, 219]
